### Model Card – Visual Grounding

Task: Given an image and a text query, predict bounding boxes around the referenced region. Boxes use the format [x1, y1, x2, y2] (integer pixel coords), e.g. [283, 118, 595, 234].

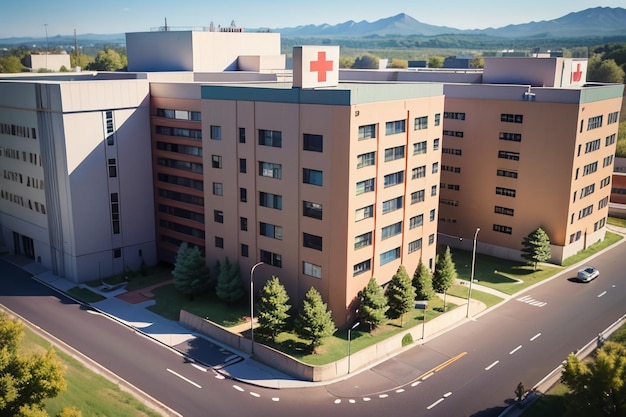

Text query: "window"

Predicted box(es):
[432, 162, 439, 174]
[239, 158, 247, 173]
[381, 222, 402, 240]
[413, 141, 427, 155]
[587, 115, 603, 130]
[497, 169, 518, 178]
[412, 166, 426, 179]
[583, 161, 598, 176]
[443, 130, 464, 138]
[214, 210, 224, 223]
[499, 132, 522, 142]
[355, 205, 374, 221]
[429, 209, 436, 221]
[155, 126, 202, 139]
[409, 214, 423, 229]
[156, 141, 202, 157]
[259, 162, 282, 179]
[212, 182, 223, 196]
[108, 158, 117, 177]
[353, 259, 371, 276]
[606, 134, 616, 146]
[157, 158, 203, 174]
[608, 111, 619, 125]
[498, 151, 520, 161]
[442, 148, 462, 155]
[411, 190, 425, 204]
[303, 168, 323, 186]
[386, 119, 406, 135]
[585, 139, 601, 153]
[496, 187, 516, 197]
[260, 222, 282, 240]
[380, 247, 401, 265]
[212, 155, 222, 169]
[239, 127, 246, 143]
[303, 233, 323, 251]
[156, 109, 200, 121]
[258, 129, 282, 147]
[110, 193, 120, 234]
[603, 155, 614, 168]
[493, 206, 514, 217]
[581, 184, 595, 198]
[428, 234, 435, 245]
[600, 176, 611, 188]
[105, 111, 114, 134]
[259, 192, 282, 210]
[408, 238, 422, 254]
[303, 201, 323, 220]
[501, 113, 524, 123]
[579, 205, 593, 219]
[303, 262, 322, 278]
[356, 178, 375, 195]
[107, 134, 114, 146]
[210, 125, 221, 140]
[434, 113, 441, 126]
[215, 236, 224, 248]
[240, 217, 248, 231]
[303, 134, 323, 152]
[357, 151, 376, 168]
[414, 116, 428, 130]
[433, 138, 440, 151]
[260, 250, 282, 267]
[443, 165, 461, 173]
[431, 185, 437, 196]
[444, 112, 465, 120]
[113, 248, 121, 258]
[384, 146, 405, 162]
[446, 183, 460, 191]
[358, 124, 376, 140]
[384, 171, 404, 188]
[354, 232, 373, 249]
[599, 196, 609, 210]
[382, 196, 403, 214]
[493, 224, 513, 234]
[241, 244, 249, 257]
[240, 187, 247, 202]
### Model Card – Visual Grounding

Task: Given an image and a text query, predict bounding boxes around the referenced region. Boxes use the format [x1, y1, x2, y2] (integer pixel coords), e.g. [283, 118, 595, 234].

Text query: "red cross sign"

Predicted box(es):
[310, 51, 334, 82]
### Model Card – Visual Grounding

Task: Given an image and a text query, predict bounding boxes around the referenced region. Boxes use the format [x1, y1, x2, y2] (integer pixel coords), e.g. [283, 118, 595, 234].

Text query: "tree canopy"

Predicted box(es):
[521, 227, 551, 270]
[256, 276, 291, 341]
[385, 265, 416, 326]
[295, 287, 336, 350]
[433, 246, 457, 310]
[358, 277, 388, 331]
[85, 47, 127, 71]
[216, 257, 245, 305]
[171, 242, 210, 298]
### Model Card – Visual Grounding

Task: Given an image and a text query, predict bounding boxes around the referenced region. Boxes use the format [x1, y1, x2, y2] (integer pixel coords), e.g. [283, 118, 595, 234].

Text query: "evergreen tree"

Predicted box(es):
[521, 227, 551, 270]
[413, 259, 435, 301]
[295, 287, 336, 352]
[358, 277, 388, 332]
[256, 276, 291, 341]
[171, 242, 210, 298]
[432, 246, 457, 311]
[216, 257, 245, 305]
[385, 265, 417, 327]
[0, 312, 67, 416]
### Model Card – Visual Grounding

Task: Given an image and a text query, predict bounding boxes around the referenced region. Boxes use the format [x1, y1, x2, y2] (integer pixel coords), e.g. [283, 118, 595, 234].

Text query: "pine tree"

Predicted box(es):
[171, 242, 210, 298]
[216, 257, 245, 305]
[385, 265, 417, 327]
[295, 287, 336, 351]
[413, 259, 435, 301]
[521, 227, 551, 270]
[432, 246, 457, 311]
[256, 276, 291, 341]
[358, 277, 388, 332]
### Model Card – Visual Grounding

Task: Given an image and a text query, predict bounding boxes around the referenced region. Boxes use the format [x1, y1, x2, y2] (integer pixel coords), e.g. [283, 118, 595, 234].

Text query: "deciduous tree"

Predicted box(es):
[521, 227, 551, 270]
[256, 276, 291, 341]
[295, 287, 336, 351]
[386, 265, 417, 326]
[358, 277, 388, 332]
[432, 246, 457, 311]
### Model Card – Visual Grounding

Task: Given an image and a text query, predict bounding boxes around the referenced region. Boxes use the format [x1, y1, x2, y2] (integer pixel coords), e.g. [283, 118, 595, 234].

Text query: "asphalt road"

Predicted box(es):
[1, 238, 625, 417]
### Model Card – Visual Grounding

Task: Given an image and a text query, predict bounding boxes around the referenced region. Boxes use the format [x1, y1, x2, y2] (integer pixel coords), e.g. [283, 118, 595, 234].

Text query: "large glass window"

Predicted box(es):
[259, 162, 282, 179]
[303, 134, 323, 152]
[386, 120, 406, 135]
[303, 233, 323, 251]
[380, 247, 401, 265]
[381, 222, 402, 239]
[303, 168, 323, 186]
[303, 201, 323, 219]
[258, 129, 282, 147]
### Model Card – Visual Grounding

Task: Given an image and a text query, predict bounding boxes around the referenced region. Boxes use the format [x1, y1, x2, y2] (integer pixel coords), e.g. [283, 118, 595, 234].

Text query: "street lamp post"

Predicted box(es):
[347, 321, 360, 374]
[250, 261, 264, 355]
[466, 228, 480, 318]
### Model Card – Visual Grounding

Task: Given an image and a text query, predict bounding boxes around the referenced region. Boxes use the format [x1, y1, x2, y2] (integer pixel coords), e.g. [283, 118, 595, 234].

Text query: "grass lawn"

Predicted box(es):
[20, 325, 162, 417]
[561, 231, 623, 267]
[608, 216, 626, 228]
[86, 264, 173, 291]
[147, 283, 248, 326]
[67, 286, 106, 303]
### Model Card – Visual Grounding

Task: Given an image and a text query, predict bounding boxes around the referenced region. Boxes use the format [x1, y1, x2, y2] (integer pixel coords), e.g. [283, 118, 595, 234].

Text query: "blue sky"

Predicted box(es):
[1, 0, 624, 38]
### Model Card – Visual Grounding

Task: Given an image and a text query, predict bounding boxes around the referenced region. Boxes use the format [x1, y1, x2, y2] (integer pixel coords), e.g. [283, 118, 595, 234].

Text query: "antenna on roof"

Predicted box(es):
[164, 18, 168, 31]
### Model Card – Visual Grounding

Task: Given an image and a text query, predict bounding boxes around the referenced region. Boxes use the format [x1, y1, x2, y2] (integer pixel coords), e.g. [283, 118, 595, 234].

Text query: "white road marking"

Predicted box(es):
[272, 397, 280, 402]
[214, 374, 225, 380]
[396, 388, 405, 393]
[598, 291, 607, 298]
[166, 368, 201, 388]
[411, 381, 422, 387]
[334, 399, 342, 404]
[516, 295, 547, 307]
[250, 392, 260, 398]
[233, 385, 245, 392]
[191, 363, 207, 372]
[509, 345, 522, 355]
[422, 372, 434, 380]
[363, 397, 371, 401]
[427, 398, 445, 409]
[530, 333, 541, 341]
[443, 392, 452, 398]
[485, 360, 499, 371]
[379, 394, 389, 398]
[349, 399, 356, 404]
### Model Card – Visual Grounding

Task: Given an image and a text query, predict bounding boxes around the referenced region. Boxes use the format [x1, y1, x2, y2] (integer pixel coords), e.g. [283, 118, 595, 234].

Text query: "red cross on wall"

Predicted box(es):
[310, 51, 333, 82]
[572, 63, 583, 82]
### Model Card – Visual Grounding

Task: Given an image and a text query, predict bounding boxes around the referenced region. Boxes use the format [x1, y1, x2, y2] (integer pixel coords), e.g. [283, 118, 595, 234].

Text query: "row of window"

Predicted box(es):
[354, 235, 435, 276]
[1, 147, 42, 166]
[0, 190, 46, 214]
[156, 108, 201, 121]
[0, 123, 36, 139]
[358, 114, 442, 140]
[2, 170, 44, 190]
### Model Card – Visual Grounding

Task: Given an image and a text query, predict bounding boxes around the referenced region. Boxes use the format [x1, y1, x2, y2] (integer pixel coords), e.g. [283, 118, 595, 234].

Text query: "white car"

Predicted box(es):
[577, 266, 599, 283]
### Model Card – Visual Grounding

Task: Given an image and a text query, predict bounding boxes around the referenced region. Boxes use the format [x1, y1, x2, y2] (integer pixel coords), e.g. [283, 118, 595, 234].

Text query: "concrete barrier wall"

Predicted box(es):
[180, 304, 472, 382]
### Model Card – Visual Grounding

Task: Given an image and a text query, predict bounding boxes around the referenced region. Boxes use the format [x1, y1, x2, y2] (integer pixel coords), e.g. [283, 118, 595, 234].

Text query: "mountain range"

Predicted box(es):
[1, 7, 626, 47]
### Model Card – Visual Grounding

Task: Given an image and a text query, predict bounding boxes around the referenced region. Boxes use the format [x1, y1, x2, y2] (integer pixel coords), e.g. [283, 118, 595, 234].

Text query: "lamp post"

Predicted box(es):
[44, 24, 49, 70]
[466, 228, 480, 318]
[347, 321, 360, 374]
[250, 261, 264, 355]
